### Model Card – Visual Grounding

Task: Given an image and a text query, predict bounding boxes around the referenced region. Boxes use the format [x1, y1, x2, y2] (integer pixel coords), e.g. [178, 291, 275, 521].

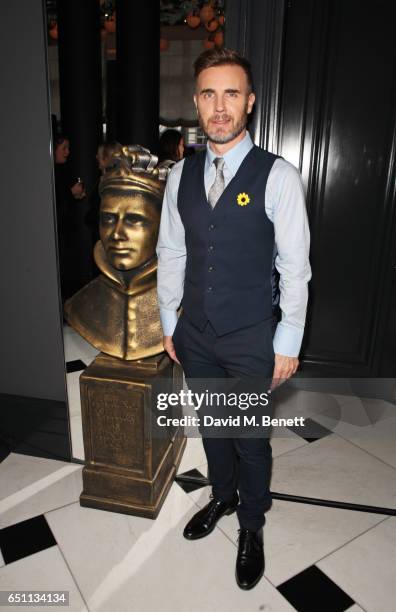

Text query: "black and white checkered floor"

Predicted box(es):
[0, 324, 395, 611]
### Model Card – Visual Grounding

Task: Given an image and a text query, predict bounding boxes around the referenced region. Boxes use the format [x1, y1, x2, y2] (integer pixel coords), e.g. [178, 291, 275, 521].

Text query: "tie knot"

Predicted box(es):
[213, 157, 225, 170]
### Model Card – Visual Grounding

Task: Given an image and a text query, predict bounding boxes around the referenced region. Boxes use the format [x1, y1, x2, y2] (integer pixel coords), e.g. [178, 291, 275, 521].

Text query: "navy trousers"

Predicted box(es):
[172, 313, 275, 531]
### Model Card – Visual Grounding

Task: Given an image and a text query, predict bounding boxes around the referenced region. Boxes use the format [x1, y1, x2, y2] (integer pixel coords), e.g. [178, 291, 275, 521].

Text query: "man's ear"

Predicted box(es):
[247, 92, 255, 114]
[193, 93, 198, 113]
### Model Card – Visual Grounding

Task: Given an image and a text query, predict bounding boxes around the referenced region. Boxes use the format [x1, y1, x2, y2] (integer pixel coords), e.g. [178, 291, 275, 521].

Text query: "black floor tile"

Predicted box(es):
[175, 468, 208, 493]
[287, 417, 333, 443]
[66, 359, 87, 373]
[277, 565, 355, 612]
[0, 515, 57, 565]
[0, 394, 70, 462]
[0, 439, 11, 462]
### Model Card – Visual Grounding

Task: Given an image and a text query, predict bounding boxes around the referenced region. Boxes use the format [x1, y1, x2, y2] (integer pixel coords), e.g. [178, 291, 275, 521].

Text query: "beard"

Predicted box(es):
[198, 104, 249, 144]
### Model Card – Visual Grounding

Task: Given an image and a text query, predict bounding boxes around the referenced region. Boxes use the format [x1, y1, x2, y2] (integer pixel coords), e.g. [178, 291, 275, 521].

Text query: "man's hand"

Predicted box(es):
[270, 353, 299, 391]
[71, 181, 86, 199]
[163, 335, 180, 364]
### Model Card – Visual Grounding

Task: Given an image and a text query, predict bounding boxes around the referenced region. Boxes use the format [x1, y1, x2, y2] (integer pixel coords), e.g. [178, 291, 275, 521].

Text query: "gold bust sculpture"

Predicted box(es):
[64, 145, 171, 360]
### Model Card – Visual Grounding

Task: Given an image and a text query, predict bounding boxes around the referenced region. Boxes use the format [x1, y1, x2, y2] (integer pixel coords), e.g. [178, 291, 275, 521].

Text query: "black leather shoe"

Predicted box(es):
[235, 528, 265, 590]
[183, 493, 239, 540]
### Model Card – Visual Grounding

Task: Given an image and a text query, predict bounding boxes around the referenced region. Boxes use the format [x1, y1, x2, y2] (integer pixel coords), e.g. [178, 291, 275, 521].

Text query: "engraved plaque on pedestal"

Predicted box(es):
[79, 351, 186, 518]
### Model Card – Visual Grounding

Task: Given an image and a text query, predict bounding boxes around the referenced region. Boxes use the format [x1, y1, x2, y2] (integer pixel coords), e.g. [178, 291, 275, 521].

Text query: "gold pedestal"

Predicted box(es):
[79, 352, 186, 518]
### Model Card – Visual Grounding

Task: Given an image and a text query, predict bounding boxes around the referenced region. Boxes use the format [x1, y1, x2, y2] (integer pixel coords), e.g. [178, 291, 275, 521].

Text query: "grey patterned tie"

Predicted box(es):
[208, 157, 225, 209]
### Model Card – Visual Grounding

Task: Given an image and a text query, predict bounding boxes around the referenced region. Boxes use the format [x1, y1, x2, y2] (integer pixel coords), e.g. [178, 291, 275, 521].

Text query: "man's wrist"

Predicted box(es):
[273, 322, 304, 358]
[159, 308, 178, 337]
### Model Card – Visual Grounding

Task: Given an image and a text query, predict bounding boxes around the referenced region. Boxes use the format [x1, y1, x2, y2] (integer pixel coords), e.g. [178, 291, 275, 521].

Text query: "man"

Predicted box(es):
[156, 48, 311, 590]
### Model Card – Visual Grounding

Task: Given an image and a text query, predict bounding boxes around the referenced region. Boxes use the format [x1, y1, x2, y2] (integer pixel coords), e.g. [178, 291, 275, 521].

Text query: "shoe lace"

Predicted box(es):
[238, 529, 251, 555]
[237, 528, 252, 557]
[207, 494, 221, 518]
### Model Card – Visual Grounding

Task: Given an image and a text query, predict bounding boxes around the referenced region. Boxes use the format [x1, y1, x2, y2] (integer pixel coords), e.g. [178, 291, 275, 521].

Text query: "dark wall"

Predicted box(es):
[278, 0, 396, 376]
[0, 0, 67, 402]
[227, 0, 396, 377]
[225, 0, 286, 151]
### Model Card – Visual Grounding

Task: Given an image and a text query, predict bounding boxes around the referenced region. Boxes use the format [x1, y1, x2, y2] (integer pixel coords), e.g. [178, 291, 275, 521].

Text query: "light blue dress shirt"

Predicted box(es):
[156, 131, 312, 358]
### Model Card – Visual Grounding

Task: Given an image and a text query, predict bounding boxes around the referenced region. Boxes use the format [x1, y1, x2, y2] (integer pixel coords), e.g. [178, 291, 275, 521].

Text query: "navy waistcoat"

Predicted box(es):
[177, 145, 280, 335]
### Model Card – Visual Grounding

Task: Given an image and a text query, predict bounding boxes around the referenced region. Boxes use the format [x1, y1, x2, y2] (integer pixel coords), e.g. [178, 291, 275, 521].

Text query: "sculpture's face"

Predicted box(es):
[99, 191, 160, 270]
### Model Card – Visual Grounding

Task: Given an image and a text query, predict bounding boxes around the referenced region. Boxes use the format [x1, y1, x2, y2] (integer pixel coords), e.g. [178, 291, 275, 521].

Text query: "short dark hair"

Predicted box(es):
[193, 48, 254, 93]
[54, 134, 69, 147]
[158, 129, 183, 163]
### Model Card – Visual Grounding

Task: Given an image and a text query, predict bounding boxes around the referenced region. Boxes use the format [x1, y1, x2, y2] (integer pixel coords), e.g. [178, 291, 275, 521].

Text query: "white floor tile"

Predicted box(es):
[272, 387, 335, 422]
[262, 500, 384, 586]
[66, 372, 83, 419]
[64, 326, 95, 463]
[46, 483, 294, 612]
[63, 325, 99, 365]
[271, 434, 396, 509]
[188, 486, 385, 586]
[270, 427, 308, 457]
[69, 415, 85, 462]
[0, 546, 88, 611]
[313, 397, 396, 468]
[0, 453, 82, 529]
[65, 362, 84, 461]
[318, 517, 396, 612]
[177, 436, 208, 474]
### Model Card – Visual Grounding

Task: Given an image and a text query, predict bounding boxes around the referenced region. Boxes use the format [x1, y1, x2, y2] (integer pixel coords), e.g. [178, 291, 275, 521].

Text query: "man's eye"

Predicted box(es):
[227, 92, 237, 98]
[203, 92, 213, 98]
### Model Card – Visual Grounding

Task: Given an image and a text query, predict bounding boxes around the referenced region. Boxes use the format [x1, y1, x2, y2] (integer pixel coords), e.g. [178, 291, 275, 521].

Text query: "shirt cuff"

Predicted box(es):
[273, 322, 304, 358]
[159, 308, 178, 336]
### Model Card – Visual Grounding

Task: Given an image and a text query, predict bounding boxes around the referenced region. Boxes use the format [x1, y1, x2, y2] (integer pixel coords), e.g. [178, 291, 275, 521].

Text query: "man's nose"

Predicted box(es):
[214, 94, 225, 113]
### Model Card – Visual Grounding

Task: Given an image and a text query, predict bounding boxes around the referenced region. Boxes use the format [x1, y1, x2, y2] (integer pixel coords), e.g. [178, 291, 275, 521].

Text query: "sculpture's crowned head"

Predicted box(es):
[98, 145, 171, 271]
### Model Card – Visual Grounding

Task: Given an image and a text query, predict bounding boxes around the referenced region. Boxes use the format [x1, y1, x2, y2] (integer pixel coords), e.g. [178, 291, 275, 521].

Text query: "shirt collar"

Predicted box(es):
[205, 131, 254, 177]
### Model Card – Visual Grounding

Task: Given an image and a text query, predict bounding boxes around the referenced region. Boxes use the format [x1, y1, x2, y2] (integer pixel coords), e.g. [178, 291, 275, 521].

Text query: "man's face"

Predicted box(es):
[55, 139, 70, 164]
[194, 64, 255, 145]
[99, 192, 160, 271]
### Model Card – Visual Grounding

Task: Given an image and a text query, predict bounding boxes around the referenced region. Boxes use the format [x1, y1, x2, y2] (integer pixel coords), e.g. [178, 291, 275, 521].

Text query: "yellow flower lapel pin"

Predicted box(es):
[237, 192, 251, 206]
